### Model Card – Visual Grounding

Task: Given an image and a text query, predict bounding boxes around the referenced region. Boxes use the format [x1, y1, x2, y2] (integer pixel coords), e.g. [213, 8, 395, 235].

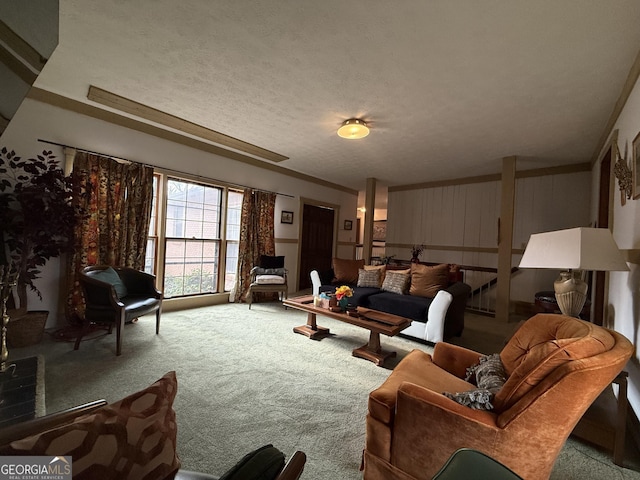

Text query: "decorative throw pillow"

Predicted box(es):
[91, 266, 128, 299]
[443, 389, 494, 410]
[466, 353, 507, 392]
[444, 354, 507, 411]
[260, 255, 285, 269]
[332, 258, 364, 284]
[363, 264, 386, 287]
[409, 263, 449, 298]
[4, 371, 181, 480]
[253, 267, 286, 276]
[357, 268, 381, 288]
[381, 271, 410, 295]
[219, 444, 285, 480]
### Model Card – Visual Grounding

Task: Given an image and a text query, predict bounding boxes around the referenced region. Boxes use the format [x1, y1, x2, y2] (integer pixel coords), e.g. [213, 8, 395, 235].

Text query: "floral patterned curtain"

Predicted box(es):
[233, 189, 276, 302]
[66, 151, 154, 324]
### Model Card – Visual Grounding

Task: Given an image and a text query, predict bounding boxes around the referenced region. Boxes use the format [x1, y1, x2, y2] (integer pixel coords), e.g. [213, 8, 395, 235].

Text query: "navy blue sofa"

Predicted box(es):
[314, 268, 470, 340]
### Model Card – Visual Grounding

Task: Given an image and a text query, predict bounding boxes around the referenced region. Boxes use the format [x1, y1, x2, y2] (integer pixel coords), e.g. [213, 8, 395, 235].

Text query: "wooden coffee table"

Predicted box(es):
[284, 295, 411, 366]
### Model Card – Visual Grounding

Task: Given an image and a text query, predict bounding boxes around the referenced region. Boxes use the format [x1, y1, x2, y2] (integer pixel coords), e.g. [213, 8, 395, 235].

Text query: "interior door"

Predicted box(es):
[298, 204, 334, 290]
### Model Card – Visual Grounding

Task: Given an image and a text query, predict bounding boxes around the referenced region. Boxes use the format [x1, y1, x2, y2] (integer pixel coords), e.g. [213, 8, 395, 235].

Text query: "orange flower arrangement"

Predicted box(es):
[335, 285, 354, 301]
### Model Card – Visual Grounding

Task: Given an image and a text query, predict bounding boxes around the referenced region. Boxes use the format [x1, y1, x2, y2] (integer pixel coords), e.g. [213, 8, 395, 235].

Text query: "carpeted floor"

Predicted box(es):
[8, 302, 640, 479]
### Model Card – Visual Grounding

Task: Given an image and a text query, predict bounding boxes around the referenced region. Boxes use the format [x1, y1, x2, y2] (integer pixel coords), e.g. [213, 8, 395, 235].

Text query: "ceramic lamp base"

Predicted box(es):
[553, 270, 588, 318]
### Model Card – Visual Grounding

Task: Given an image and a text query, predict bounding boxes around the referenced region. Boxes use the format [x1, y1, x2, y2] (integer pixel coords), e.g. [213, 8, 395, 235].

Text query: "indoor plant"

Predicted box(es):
[0, 147, 77, 345]
[410, 244, 426, 263]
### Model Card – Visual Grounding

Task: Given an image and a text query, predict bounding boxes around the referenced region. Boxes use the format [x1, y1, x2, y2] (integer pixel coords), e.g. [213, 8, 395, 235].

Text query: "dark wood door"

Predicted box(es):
[298, 204, 334, 289]
[593, 147, 611, 325]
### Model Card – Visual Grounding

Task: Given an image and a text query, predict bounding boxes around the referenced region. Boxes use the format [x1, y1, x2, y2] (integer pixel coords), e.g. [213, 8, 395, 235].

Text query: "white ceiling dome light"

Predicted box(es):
[337, 118, 369, 139]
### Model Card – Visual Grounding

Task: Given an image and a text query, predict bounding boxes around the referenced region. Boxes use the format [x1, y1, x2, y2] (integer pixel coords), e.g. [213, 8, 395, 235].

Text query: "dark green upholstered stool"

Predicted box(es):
[432, 448, 522, 480]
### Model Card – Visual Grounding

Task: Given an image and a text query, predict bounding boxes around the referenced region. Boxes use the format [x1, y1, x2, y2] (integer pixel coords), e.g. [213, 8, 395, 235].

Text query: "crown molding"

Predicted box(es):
[87, 85, 288, 163]
[26, 87, 357, 196]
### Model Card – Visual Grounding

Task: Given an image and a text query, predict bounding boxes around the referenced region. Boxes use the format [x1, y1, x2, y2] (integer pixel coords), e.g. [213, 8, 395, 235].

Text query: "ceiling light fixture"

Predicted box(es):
[337, 118, 369, 139]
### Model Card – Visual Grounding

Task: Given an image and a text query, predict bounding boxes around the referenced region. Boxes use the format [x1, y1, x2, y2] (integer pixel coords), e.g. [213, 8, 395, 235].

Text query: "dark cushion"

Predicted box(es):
[90, 267, 128, 298]
[218, 444, 285, 480]
[347, 287, 381, 307]
[318, 285, 381, 308]
[260, 255, 284, 269]
[365, 291, 433, 322]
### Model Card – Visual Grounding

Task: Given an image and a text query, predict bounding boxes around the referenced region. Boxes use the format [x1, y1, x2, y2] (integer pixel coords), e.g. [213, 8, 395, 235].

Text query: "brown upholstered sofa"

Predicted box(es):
[362, 314, 634, 480]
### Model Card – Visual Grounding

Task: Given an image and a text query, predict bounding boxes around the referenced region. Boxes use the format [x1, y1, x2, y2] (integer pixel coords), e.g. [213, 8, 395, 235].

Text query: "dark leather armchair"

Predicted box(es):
[76, 265, 162, 356]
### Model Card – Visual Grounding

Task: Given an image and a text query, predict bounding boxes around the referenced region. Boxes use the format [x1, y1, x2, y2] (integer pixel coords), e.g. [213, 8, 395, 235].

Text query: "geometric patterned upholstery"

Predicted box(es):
[2, 371, 180, 480]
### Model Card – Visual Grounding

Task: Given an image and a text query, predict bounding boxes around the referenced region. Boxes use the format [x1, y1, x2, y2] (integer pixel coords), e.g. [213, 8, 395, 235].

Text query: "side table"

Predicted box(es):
[571, 370, 628, 466]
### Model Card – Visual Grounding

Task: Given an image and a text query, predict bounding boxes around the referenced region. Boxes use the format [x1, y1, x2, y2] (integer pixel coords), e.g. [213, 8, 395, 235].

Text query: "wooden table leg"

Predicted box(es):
[352, 331, 397, 367]
[293, 312, 330, 340]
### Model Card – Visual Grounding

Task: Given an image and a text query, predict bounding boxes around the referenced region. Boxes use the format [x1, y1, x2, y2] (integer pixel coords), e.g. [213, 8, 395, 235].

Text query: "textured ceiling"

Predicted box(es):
[33, 1, 640, 195]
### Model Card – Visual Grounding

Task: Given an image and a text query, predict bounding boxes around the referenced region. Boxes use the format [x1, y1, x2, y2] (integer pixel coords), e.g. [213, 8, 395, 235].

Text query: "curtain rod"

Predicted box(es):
[37, 138, 294, 198]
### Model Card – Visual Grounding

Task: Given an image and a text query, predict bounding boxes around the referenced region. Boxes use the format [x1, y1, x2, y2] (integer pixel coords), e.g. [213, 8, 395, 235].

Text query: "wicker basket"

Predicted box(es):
[6, 310, 48, 348]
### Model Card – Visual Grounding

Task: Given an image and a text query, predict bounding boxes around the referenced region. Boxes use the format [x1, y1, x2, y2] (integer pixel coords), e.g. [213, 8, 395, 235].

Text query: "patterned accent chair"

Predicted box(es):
[362, 314, 633, 480]
[76, 265, 162, 355]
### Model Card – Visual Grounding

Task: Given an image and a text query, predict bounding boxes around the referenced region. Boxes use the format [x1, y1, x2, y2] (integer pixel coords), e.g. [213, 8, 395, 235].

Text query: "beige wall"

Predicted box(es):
[385, 170, 591, 304]
[594, 74, 640, 422]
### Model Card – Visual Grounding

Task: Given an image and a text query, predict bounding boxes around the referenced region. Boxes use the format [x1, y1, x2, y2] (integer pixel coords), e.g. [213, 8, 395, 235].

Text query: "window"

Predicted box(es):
[145, 175, 243, 298]
[225, 190, 243, 291]
[163, 178, 221, 297]
[144, 175, 160, 275]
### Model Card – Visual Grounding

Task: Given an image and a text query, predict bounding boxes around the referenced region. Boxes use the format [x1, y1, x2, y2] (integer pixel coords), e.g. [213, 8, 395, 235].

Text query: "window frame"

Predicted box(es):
[146, 171, 242, 298]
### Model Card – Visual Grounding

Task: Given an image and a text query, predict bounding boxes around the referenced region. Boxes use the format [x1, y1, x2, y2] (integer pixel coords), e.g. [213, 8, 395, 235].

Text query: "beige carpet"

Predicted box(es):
[8, 302, 640, 479]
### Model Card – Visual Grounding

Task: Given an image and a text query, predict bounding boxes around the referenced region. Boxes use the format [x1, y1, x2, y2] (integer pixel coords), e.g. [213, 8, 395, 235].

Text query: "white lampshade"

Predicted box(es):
[519, 227, 629, 272]
[337, 119, 369, 139]
[519, 227, 628, 318]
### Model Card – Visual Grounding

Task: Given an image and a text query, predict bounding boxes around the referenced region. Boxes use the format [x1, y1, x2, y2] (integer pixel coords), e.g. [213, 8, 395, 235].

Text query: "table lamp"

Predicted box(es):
[519, 227, 629, 317]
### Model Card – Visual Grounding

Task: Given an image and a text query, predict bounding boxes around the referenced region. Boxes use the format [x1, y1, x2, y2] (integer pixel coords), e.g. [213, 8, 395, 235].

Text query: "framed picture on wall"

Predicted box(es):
[373, 220, 386, 241]
[281, 210, 293, 224]
[344, 220, 353, 230]
[633, 131, 640, 200]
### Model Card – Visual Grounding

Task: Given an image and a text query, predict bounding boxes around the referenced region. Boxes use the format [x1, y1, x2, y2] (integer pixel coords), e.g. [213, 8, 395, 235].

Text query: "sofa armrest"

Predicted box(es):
[424, 290, 454, 343]
[0, 399, 107, 446]
[398, 382, 498, 425]
[310, 270, 321, 296]
[432, 342, 482, 378]
[117, 268, 162, 298]
[391, 382, 499, 478]
[443, 281, 471, 338]
[80, 275, 125, 309]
